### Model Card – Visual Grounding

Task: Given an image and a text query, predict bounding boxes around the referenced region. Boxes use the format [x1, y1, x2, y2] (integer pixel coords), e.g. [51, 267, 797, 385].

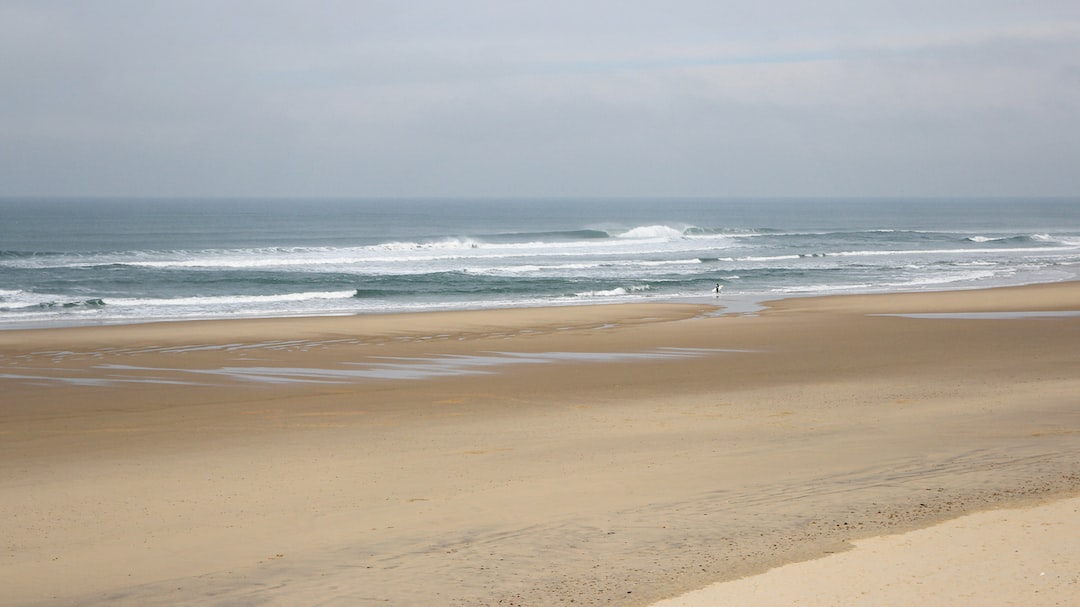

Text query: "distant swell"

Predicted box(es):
[489, 229, 610, 241]
[0, 250, 67, 259]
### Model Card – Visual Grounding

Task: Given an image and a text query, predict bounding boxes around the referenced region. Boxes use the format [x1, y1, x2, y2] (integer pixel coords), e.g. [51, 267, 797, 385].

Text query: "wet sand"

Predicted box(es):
[2, 282, 1079, 606]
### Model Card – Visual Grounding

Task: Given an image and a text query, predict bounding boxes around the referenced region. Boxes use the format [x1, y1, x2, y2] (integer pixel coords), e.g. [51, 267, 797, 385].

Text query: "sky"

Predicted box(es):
[1, 1, 1079, 198]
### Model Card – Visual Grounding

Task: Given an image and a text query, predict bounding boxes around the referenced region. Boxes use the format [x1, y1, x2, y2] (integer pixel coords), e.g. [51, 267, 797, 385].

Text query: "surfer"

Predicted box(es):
[714, 283, 723, 295]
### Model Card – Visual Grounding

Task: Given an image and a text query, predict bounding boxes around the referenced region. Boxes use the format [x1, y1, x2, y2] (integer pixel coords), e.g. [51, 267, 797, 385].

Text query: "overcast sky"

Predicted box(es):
[2, 1, 1078, 198]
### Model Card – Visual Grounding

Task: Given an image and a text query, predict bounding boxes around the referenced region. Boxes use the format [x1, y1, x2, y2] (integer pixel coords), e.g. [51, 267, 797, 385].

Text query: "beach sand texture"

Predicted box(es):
[2, 282, 1079, 606]
[651, 494, 1080, 606]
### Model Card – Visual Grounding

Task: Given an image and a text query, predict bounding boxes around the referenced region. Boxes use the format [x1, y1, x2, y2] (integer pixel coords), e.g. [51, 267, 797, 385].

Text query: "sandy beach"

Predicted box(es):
[652, 494, 1080, 606]
[2, 282, 1079, 606]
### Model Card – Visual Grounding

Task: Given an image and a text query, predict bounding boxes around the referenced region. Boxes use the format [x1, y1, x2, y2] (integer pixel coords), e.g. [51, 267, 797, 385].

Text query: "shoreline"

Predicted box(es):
[4, 270, 1077, 333]
[3, 282, 1080, 605]
[4, 278, 1078, 344]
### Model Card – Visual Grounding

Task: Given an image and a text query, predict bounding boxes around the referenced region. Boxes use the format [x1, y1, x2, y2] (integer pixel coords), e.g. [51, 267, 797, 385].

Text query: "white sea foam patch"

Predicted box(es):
[109, 290, 356, 307]
[115, 233, 735, 271]
[965, 233, 1062, 244]
[574, 285, 651, 298]
[638, 258, 704, 267]
[129, 253, 370, 269]
[375, 237, 483, 251]
[826, 245, 1072, 258]
[0, 289, 38, 306]
[774, 283, 875, 294]
[737, 254, 803, 262]
[884, 269, 999, 288]
[471, 257, 705, 278]
[0, 289, 109, 310]
[616, 225, 687, 240]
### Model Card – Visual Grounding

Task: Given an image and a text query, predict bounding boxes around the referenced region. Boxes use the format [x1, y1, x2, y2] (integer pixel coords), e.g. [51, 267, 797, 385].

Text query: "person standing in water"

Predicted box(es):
[714, 283, 723, 295]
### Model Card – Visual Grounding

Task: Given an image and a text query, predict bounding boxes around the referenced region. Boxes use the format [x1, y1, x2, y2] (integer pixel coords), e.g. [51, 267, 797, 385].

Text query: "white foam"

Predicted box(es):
[573, 285, 651, 298]
[616, 225, 687, 240]
[109, 290, 356, 307]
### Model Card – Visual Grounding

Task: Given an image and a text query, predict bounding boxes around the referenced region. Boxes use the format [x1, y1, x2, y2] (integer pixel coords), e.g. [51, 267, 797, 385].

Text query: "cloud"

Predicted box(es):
[1, 1, 1079, 196]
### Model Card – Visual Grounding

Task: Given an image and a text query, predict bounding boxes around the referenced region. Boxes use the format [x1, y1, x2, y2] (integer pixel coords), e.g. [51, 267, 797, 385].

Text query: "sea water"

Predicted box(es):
[2, 197, 1079, 328]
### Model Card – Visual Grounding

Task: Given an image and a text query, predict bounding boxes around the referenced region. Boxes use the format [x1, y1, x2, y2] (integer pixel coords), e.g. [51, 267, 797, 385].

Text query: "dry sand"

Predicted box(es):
[2, 282, 1079, 606]
[651, 494, 1080, 606]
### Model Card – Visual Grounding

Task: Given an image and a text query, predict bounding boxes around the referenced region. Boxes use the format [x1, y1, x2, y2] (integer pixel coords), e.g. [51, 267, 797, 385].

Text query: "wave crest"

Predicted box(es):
[616, 225, 686, 240]
[964, 234, 1059, 245]
[574, 284, 651, 298]
[374, 237, 484, 251]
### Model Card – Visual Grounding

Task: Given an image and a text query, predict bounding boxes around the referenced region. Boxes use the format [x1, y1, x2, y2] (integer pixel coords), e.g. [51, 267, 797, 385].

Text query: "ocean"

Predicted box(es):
[2, 198, 1079, 329]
